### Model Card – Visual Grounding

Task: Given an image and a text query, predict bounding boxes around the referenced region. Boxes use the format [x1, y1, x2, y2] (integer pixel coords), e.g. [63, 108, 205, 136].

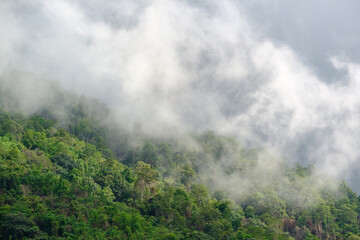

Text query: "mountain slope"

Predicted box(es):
[0, 108, 360, 239]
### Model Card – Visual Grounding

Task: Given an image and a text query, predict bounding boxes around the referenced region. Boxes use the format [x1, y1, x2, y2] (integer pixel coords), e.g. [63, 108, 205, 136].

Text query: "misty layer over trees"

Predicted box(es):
[1, 0, 360, 192]
[1, 77, 360, 240]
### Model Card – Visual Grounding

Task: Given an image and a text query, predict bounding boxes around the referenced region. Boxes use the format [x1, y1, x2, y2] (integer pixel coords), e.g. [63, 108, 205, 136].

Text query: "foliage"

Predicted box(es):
[0, 107, 360, 239]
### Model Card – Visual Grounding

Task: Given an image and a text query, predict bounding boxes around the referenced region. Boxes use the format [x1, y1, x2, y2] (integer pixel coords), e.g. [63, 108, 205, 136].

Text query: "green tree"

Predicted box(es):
[134, 161, 159, 202]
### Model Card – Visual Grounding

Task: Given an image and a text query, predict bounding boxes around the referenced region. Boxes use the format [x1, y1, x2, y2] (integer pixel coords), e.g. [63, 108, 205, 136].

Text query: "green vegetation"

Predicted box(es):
[1, 105, 360, 239]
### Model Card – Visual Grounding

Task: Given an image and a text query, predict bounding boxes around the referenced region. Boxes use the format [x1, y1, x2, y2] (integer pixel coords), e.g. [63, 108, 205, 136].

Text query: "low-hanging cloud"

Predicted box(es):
[1, 0, 360, 191]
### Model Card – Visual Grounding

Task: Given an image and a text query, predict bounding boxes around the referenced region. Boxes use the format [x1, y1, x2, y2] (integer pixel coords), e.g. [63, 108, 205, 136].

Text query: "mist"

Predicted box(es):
[1, 0, 360, 192]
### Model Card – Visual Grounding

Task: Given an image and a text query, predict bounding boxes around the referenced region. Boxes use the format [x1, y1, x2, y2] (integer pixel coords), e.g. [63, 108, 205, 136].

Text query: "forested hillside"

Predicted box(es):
[1, 100, 360, 239]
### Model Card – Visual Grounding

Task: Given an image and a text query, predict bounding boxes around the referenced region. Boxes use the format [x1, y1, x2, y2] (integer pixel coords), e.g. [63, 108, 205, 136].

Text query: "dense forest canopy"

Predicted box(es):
[1, 86, 360, 239]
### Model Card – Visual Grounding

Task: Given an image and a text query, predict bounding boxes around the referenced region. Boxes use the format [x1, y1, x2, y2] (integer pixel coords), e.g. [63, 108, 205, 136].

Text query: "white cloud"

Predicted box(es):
[1, 0, 360, 190]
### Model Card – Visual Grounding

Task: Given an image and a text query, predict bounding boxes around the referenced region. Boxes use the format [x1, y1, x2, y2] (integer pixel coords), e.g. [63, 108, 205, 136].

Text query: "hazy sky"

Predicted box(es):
[1, 0, 360, 191]
[241, 0, 360, 80]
